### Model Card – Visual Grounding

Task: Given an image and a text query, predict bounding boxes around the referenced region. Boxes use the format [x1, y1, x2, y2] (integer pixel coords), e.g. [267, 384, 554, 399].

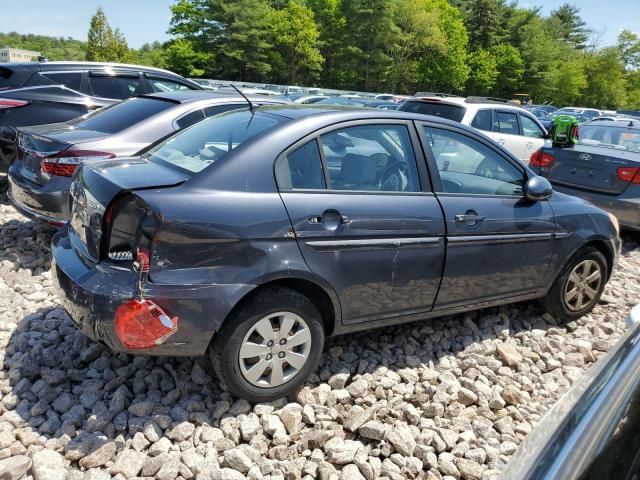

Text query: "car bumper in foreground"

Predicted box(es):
[51, 225, 253, 357]
[553, 184, 640, 231]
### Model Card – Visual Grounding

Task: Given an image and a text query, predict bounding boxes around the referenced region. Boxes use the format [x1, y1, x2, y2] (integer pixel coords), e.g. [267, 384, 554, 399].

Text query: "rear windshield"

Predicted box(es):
[580, 125, 640, 153]
[400, 100, 466, 122]
[146, 109, 285, 174]
[73, 97, 175, 134]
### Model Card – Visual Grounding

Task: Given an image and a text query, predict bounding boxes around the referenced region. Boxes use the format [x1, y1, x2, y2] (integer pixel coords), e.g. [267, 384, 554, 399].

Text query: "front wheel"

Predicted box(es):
[210, 287, 325, 402]
[542, 246, 608, 323]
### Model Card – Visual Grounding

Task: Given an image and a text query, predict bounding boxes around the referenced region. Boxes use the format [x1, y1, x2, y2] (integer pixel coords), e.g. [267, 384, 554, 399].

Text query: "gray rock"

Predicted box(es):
[359, 420, 386, 441]
[456, 457, 484, 480]
[220, 468, 246, 480]
[32, 449, 65, 480]
[83, 469, 111, 480]
[128, 400, 155, 417]
[0, 455, 31, 480]
[340, 463, 366, 480]
[225, 447, 253, 473]
[79, 441, 117, 469]
[166, 421, 195, 442]
[110, 448, 146, 477]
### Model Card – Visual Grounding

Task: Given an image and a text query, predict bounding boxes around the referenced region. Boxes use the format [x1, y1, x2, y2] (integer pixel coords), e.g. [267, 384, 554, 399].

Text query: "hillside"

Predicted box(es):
[0, 32, 86, 61]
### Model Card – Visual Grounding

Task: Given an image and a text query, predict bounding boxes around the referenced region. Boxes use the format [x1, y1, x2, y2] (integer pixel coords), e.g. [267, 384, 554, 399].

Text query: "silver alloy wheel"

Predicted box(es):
[238, 311, 312, 388]
[564, 259, 602, 312]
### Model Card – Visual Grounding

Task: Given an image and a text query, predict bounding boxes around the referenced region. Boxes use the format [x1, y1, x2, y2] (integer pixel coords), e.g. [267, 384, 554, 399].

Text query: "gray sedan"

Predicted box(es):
[531, 119, 640, 230]
[7, 91, 289, 225]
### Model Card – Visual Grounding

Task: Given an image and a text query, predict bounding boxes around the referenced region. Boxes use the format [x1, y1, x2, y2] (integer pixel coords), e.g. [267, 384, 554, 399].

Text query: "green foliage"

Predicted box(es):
[466, 49, 497, 95]
[618, 30, 640, 69]
[267, 0, 324, 85]
[491, 44, 524, 98]
[548, 3, 590, 50]
[0, 32, 86, 60]
[163, 38, 209, 77]
[86, 7, 130, 62]
[581, 48, 627, 110]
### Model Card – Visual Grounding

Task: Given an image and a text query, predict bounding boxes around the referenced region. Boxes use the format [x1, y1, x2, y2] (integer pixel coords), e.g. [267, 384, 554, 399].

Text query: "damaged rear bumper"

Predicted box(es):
[51, 225, 253, 356]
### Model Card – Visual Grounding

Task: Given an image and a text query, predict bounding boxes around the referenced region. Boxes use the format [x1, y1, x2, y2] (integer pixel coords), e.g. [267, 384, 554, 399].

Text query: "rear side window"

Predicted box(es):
[276, 140, 326, 190]
[400, 100, 466, 122]
[41, 72, 82, 91]
[496, 112, 520, 135]
[471, 110, 493, 131]
[175, 110, 204, 129]
[203, 104, 245, 117]
[89, 75, 142, 99]
[0, 66, 23, 90]
[73, 97, 174, 134]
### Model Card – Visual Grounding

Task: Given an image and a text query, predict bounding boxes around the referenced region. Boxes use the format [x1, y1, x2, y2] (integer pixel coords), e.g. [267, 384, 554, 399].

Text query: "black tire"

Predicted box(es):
[210, 287, 325, 402]
[542, 246, 608, 323]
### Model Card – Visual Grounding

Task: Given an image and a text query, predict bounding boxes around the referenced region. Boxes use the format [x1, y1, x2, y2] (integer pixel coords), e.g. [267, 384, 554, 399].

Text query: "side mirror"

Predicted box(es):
[525, 175, 553, 201]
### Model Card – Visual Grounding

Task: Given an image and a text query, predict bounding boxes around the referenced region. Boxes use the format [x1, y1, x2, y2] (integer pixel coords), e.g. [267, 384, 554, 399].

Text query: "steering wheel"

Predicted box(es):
[379, 161, 407, 191]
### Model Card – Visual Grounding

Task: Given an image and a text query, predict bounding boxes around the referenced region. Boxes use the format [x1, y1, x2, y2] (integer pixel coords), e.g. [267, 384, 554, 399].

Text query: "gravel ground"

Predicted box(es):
[0, 198, 639, 480]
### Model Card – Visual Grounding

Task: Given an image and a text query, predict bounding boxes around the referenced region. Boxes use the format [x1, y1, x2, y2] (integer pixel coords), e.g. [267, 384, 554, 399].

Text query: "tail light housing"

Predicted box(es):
[0, 98, 29, 109]
[42, 150, 115, 177]
[617, 167, 640, 184]
[530, 149, 555, 168]
[115, 299, 178, 349]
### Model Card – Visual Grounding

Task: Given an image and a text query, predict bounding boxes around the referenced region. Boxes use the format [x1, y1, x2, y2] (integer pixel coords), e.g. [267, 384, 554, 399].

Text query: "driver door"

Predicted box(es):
[418, 123, 556, 310]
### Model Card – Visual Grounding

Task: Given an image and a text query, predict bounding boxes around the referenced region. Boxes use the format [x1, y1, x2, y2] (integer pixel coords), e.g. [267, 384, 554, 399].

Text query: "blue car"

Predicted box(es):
[52, 105, 620, 400]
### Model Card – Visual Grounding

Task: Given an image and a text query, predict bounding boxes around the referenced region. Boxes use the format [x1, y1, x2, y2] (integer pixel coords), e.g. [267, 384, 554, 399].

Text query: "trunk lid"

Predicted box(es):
[15, 125, 111, 185]
[540, 144, 640, 195]
[69, 157, 189, 262]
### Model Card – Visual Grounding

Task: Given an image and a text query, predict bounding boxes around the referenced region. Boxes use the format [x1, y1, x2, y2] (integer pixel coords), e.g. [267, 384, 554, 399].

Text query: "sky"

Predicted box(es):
[1, 0, 639, 49]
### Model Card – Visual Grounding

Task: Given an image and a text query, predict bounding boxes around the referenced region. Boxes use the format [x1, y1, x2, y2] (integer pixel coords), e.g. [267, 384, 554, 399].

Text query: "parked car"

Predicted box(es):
[8, 91, 289, 226]
[531, 119, 640, 230]
[292, 95, 328, 104]
[501, 303, 640, 480]
[538, 111, 590, 131]
[399, 96, 548, 163]
[527, 104, 557, 115]
[556, 107, 602, 120]
[51, 105, 620, 401]
[0, 61, 202, 175]
[314, 97, 372, 107]
[366, 100, 400, 110]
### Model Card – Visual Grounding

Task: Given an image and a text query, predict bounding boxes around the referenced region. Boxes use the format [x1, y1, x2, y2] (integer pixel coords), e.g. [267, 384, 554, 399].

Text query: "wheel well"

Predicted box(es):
[584, 239, 614, 280]
[224, 278, 337, 336]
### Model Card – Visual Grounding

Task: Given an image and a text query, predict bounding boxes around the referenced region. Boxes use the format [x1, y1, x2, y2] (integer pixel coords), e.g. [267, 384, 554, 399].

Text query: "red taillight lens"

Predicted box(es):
[41, 150, 115, 177]
[0, 98, 29, 109]
[530, 149, 555, 168]
[617, 167, 640, 184]
[114, 299, 178, 350]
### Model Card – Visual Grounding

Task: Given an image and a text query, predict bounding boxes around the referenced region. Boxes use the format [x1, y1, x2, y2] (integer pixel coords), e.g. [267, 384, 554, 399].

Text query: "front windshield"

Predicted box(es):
[146, 109, 285, 173]
[580, 125, 640, 153]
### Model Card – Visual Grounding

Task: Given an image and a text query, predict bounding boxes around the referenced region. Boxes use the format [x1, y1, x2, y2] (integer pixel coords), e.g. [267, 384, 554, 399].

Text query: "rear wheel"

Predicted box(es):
[542, 246, 607, 322]
[210, 287, 324, 402]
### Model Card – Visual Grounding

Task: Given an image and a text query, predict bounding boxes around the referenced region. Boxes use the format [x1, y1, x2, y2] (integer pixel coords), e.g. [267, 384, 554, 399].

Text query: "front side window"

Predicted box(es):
[318, 124, 420, 192]
[423, 126, 525, 196]
[276, 140, 326, 190]
[471, 109, 493, 131]
[147, 110, 285, 174]
[520, 114, 546, 138]
[496, 111, 520, 135]
[89, 75, 142, 99]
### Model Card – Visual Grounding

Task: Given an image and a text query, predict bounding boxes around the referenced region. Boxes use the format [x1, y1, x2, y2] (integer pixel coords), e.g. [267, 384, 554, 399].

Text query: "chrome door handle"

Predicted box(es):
[526, 142, 533, 148]
[455, 214, 485, 222]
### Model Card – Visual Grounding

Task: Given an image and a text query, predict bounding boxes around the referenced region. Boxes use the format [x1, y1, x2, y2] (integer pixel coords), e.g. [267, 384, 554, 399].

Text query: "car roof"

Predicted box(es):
[255, 104, 467, 128]
[141, 90, 290, 105]
[34, 61, 182, 75]
[405, 96, 532, 114]
[584, 119, 640, 129]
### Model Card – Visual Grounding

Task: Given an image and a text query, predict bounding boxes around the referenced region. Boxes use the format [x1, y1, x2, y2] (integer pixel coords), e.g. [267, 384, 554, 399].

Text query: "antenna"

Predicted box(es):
[229, 84, 255, 113]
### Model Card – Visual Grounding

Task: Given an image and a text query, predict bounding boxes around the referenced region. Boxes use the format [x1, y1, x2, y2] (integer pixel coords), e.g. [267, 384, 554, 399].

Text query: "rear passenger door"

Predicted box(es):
[519, 113, 546, 164]
[88, 72, 144, 100]
[492, 110, 526, 161]
[276, 121, 446, 324]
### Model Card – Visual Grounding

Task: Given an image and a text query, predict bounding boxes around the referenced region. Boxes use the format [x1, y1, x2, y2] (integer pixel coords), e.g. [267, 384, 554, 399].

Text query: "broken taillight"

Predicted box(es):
[114, 299, 178, 350]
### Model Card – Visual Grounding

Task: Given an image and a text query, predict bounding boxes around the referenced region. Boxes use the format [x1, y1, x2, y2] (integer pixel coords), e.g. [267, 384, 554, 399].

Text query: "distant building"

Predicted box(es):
[0, 47, 40, 63]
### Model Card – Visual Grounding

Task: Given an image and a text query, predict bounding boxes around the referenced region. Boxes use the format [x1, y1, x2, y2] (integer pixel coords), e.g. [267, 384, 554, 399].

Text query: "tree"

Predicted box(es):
[86, 7, 129, 62]
[306, 0, 348, 88]
[86, 7, 113, 61]
[618, 30, 640, 69]
[491, 44, 524, 97]
[462, 0, 510, 51]
[466, 49, 497, 95]
[163, 39, 209, 77]
[580, 48, 627, 109]
[548, 3, 590, 50]
[267, 0, 324, 85]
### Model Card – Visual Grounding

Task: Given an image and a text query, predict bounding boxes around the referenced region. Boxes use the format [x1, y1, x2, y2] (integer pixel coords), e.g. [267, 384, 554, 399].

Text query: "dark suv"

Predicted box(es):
[0, 61, 202, 174]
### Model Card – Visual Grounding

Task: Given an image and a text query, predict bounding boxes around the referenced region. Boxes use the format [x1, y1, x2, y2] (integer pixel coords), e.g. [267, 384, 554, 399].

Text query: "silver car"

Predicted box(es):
[7, 91, 289, 225]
